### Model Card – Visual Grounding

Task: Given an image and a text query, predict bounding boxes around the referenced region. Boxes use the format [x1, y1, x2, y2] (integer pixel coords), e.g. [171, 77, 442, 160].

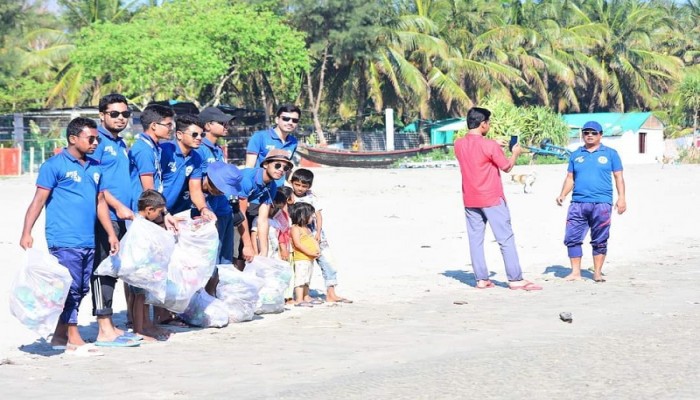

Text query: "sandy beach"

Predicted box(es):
[1, 162, 699, 399]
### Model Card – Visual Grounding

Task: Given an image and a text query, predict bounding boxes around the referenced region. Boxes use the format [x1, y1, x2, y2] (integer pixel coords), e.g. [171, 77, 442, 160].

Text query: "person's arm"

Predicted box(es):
[237, 198, 254, 261]
[257, 203, 271, 257]
[139, 174, 155, 191]
[245, 154, 258, 169]
[97, 191, 119, 255]
[313, 210, 323, 242]
[103, 190, 134, 220]
[244, 132, 260, 168]
[501, 144, 522, 173]
[556, 172, 575, 206]
[189, 178, 216, 222]
[19, 188, 51, 249]
[613, 170, 626, 214]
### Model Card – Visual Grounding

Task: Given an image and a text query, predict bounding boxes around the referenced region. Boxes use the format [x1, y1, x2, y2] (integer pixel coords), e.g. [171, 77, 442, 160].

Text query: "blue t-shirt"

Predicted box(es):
[194, 137, 231, 216]
[92, 126, 131, 220]
[238, 168, 276, 205]
[246, 128, 298, 168]
[129, 133, 162, 211]
[568, 144, 623, 204]
[160, 141, 203, 214]
[36, 149, 102, 248]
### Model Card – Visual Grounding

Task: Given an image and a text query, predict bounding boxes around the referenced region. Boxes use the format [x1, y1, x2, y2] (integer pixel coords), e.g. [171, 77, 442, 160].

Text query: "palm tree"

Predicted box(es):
[574, 0, 682, 112]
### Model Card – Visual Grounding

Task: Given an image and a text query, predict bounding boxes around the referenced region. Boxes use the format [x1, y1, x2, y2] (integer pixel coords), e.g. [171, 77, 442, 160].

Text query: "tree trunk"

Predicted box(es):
[354, 61, 367, 150]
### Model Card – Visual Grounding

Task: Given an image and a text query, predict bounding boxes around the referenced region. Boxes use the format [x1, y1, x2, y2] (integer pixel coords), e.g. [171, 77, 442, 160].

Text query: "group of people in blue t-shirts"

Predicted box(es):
[20, 94, 350, 356]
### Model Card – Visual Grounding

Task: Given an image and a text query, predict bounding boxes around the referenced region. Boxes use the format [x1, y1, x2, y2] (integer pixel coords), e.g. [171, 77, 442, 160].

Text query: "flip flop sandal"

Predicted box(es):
[307, 299, 324, 305]
[334, 298, 353, 303]
[158, 316, 189, 327]
[66, 344, 105, 357]
[94, 336, 141, 348]
[509, 282, 543, 291]
[294, 302, 314, 307]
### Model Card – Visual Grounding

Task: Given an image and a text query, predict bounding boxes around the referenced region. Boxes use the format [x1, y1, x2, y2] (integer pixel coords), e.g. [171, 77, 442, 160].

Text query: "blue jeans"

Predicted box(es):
[50, 247, 95, 324]
[464, 198, 523, 282]
[316, 241, 338, 287]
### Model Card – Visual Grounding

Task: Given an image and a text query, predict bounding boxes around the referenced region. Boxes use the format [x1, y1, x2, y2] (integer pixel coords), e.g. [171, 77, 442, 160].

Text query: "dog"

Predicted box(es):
[510, 171, 537, 193]
[656, 155, 679, 168]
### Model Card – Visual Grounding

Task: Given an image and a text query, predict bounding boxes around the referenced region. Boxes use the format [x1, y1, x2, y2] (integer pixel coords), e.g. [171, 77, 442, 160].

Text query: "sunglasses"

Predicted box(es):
[182, 131, 203, 139]
[80, 135, 100, 144]
[106, 110, 132, 118]
[582, 130, 601, 136]
[273, 162, 292, 172]
[280, 116, 299, 123]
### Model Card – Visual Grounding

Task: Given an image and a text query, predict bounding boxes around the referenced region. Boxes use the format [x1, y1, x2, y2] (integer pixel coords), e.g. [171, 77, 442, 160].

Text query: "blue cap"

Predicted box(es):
[206, 161, 242, 197]
[582, 121, 603, 133]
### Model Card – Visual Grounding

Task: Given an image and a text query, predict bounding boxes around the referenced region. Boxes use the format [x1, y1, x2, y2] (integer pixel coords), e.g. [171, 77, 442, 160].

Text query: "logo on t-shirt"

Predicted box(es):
[597, 156, 608, 164]
[168, 161, 177, 172]
[185, 166, 193, 176]
[93, 172, 100, 184]
[66, 170, 81, 183]
[575, 156, 585, 163]
[104, 146, 117, 156]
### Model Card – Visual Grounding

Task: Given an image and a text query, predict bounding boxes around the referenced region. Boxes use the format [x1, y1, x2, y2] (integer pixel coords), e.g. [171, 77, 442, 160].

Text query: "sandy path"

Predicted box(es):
[0, 163, 698, 399]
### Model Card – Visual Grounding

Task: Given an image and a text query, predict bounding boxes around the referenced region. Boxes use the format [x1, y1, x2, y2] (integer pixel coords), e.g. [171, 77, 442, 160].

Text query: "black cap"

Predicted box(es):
[199, 107, 234, 125]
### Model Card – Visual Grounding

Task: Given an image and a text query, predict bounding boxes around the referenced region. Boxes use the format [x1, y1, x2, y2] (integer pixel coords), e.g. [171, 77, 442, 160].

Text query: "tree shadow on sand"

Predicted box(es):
[441, 270, 506, 288]
[543, 265, 594, 279]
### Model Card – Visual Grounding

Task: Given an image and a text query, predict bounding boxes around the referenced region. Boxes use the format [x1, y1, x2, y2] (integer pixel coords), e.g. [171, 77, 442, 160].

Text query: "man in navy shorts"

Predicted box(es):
[556, 120, 627, 282]
[20, 117, 119, 355]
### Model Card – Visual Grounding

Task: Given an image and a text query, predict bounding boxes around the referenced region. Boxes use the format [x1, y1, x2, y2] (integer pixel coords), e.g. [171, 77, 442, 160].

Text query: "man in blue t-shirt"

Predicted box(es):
[20, 117, 119, 354]
[129, 104, 174, 211]
[160, 114, 213, 219]
[245, 104, 300, 174]
[556, 120, 627, 282]
[234, 149, 293, 270]
[90, 93, 141, 347]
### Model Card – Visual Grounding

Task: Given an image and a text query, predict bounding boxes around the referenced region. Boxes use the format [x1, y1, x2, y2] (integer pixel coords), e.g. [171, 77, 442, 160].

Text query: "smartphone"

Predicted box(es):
[508, 135, 519, 151]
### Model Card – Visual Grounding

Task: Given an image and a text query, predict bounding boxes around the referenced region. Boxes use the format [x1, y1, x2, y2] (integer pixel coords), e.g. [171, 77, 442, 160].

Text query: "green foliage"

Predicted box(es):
[453, 99, 569, 148]
[71, 0, 308, 106]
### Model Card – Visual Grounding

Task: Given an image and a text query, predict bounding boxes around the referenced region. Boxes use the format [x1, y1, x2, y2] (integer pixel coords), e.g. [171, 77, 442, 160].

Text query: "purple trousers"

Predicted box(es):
[50, 247, 95, 324]
[464, 199, 523, 282]
[564, 202, 612, 258]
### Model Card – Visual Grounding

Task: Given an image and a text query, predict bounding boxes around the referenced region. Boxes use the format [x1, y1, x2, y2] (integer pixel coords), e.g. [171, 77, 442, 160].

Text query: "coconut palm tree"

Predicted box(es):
[574, 0, 682, 111]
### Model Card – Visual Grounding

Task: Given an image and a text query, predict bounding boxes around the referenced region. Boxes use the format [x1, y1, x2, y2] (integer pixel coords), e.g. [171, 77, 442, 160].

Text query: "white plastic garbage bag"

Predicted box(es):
[216, 264, 264, 322]
[245, 256, 292, 314]
[96, 216, 174, 302]
[9, 249, 72, 338]
[147, 218, 219, 313]
[178, 289, 229, 328]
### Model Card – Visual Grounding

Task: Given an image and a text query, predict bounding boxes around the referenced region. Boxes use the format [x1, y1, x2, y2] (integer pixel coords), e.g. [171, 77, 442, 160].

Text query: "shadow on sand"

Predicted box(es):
[440, 270, 507, 288]
[543, 264, 593, 279]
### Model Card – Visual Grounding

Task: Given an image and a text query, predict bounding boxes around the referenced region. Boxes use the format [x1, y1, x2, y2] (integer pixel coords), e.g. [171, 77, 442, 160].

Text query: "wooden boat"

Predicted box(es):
[296, 144, 447, 168]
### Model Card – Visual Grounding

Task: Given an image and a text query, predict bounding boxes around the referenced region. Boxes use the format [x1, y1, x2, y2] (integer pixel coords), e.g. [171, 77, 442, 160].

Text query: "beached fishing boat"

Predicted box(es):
[296, 144, 447, 168]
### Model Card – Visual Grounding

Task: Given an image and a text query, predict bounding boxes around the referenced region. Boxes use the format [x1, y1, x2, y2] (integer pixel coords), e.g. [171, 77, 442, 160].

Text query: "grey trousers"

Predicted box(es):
[464, 198, 523, 282]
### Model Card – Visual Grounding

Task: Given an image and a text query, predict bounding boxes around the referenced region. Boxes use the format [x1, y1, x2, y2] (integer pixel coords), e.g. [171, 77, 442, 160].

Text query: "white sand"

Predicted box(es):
[1, 163, 699, 399]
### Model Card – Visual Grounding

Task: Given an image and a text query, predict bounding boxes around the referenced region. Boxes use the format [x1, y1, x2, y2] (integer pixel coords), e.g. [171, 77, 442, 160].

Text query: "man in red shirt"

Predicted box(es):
[454, 107, 542, 291]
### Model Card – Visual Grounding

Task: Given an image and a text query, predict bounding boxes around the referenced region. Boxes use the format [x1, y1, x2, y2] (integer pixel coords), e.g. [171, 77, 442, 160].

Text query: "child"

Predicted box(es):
[290, 169, 352, 303]
[290, 202, 320, 307]
[131, 189, 172, 341]
[250, 189, 290, 259]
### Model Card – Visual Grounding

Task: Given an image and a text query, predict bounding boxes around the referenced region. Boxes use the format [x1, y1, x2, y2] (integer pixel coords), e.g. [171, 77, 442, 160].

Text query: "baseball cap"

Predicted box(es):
[199, 107, 234, 125]
[582, 121, 603, 133]
[261, 149, 293, 166]
[206, 161, 242, 197]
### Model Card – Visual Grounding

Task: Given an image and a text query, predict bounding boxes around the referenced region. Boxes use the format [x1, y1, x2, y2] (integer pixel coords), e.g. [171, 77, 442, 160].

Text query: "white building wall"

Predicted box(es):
[567, 129, 664, 164]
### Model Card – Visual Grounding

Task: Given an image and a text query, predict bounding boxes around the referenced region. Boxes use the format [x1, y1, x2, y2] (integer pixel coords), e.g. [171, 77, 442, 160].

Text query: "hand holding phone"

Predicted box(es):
[508, 135, 519, 151]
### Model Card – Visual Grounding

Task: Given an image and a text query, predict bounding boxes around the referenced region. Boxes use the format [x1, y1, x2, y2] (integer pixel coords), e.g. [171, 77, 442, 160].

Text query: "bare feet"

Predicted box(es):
[476, 280, 495, 289]
[564, 273, 582, 281]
